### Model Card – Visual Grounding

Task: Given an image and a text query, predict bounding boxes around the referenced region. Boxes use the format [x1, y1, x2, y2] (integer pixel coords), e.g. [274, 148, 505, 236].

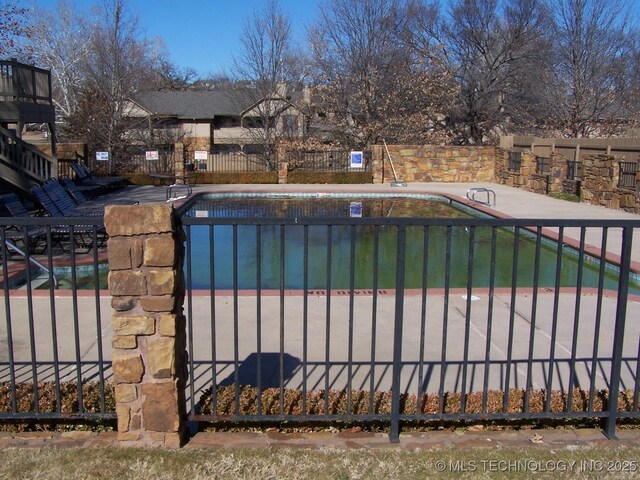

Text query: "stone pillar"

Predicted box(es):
[371, 145, 384, 184]
[278, 162, 288, 184]
[276, 144, 288, 183]
[174, 143, 185, 184]
[581, 154, 617, 209]
[105, 205, 187, 448]
[547, 153, 563, 193]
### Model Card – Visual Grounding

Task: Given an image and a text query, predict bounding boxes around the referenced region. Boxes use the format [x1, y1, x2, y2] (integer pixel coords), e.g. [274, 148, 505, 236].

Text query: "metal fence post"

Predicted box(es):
[604, 226, 634, 438]
[389, 224, 407, 442]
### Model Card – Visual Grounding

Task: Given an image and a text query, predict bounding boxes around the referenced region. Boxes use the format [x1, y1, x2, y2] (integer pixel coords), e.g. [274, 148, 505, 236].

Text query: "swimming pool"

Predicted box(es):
[181, 193, 639, 294]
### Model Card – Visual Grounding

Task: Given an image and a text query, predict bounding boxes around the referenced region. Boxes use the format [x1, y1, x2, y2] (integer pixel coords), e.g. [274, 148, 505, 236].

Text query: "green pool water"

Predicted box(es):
[42, 195, 637, 294]
[181, 195, 638, 294]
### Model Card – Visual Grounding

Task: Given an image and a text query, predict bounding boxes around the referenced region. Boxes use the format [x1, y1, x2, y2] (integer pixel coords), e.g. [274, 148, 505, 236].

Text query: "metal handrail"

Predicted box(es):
[466, 187, 496, 207]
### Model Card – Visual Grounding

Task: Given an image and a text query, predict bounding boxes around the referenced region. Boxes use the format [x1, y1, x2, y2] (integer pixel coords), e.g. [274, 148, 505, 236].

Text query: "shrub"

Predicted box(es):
[287, 172, 373, 184]
[0, 381, 115, 432]
[196, 385, 622, 418]
[123, 172, 279, 185]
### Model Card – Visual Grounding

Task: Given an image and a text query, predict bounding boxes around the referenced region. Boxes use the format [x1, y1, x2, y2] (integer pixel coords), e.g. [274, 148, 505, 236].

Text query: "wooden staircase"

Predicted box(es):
[0, 125, 56, 196]
[1, 59, 57, 197]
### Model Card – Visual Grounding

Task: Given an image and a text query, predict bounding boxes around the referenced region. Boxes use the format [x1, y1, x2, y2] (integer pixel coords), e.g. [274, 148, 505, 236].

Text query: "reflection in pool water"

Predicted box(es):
[181, 194, 636, 294]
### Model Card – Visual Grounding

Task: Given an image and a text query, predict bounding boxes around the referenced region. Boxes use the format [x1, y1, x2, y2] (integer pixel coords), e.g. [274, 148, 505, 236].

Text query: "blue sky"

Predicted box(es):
[30, 0, 640, 78]
[33, 0, 319, 76]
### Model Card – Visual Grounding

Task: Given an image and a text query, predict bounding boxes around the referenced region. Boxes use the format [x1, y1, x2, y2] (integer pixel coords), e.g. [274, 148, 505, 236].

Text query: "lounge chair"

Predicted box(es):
[69, 161, 127, 192]
[60, 176, 138, 208]
[0, 194, 48, 253]
[38, 181, 104, 216]
[29, 184, 107, 252]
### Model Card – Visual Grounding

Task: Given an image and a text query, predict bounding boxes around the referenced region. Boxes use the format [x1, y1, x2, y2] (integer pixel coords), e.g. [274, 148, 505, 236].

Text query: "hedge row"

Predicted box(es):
[287, 172, 373, 184]
[2, 381, 638, 432]
[124, 172, 278, 186]
[197, 385, 637, 417]
[0, 381, 115, 415]
[123, 171, 373, 186]
[0, 381, 115, 432]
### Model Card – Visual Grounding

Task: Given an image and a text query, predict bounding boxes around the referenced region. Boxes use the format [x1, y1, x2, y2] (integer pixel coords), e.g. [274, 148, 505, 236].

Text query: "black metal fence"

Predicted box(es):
[0, 216, 113, 423]
[181, 212, 640, 440]
[286, 150, 372, 172]
[618, 162, 638, 189]
[190, 153, 271, 172]
[2, 211, 640, 441]
[535, 156, 550, 174]
[508, 152, 522, 173]
[567, 160, 582, 180]
[185, 150, 371, 173]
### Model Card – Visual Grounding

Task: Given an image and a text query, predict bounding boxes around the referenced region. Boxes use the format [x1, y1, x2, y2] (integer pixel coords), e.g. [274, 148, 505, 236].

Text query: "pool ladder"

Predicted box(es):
[466, 188, 496, 207]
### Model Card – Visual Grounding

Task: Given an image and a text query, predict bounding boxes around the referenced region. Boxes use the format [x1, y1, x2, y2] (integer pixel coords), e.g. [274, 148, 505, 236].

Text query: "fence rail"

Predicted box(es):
[0, 216, 113, 423]
[2, 211, 640, 439]
[508, 152, 522, 173]
[181, 212, 640, 439]
[0, 60, 52, 104]
[285, 150, 372, 172]
[187, 153, 271, 172]
[535, 156, 550, 174]
[119, 152, 176, 174]
[618, 161, 638, 189]
[567, 160, 582, 180]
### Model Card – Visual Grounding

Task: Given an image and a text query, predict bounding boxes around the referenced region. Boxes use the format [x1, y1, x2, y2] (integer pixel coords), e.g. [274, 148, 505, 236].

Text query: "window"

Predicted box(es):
[282, 115, 298, 135]
[508, 152, 522, 172]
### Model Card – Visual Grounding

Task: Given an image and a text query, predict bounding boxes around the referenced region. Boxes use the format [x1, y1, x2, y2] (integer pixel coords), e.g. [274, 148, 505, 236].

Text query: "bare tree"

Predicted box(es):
[24, 1, 87, 125]
[69, 0, 155, 170]
[0, 1, 28, 57]
[444, 0, 553, 144]
[550, 0, 634, 137]
[308, 0, 457, 147]
[390, 0, 459, 144]
[232, 0, 302, 169]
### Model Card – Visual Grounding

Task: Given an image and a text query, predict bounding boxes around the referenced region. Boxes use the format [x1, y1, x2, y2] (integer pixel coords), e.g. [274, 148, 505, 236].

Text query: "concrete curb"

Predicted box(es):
[2, 428, 640, 451]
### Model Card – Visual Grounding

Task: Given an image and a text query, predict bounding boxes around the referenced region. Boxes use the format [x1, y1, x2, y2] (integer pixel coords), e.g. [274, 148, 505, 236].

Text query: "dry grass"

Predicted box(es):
[1, 446, 640, 479]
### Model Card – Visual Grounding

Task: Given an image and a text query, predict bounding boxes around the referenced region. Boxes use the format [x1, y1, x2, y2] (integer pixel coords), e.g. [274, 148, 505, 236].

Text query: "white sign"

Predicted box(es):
[350, 151, 364, 168]
[195, 150, 208, 160]
[95, 151, 109, 161]
[146, 150, 159, 161]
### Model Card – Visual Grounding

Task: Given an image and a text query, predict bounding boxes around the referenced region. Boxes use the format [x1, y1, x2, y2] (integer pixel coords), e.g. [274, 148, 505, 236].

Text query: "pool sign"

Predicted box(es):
[350, 151, 364, 168]
[195, 150, 208, 160]
[95, 151, 109, 161]
[145, 150, 159, 161]
[349, 202, 363, 217]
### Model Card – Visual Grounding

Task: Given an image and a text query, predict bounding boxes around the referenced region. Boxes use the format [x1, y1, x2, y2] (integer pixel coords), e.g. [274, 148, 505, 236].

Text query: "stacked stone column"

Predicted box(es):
[105, 204, 187, 448]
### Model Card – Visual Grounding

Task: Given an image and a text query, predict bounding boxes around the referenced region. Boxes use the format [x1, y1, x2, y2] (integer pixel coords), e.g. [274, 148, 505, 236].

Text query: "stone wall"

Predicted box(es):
[497, 150, 640, 213]
[371, 145, 502, 184]
[105, 204, 187, 448]
[580, 154, 640, 213]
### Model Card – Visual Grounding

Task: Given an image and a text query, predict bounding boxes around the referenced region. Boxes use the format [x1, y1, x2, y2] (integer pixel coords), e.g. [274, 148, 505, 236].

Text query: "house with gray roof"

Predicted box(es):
[124, 88, 311, 163]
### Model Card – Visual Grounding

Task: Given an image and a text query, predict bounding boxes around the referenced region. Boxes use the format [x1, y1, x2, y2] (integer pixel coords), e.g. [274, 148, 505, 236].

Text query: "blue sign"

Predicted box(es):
[349, 202, 363, 217]
[350, 151, 363, 168]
